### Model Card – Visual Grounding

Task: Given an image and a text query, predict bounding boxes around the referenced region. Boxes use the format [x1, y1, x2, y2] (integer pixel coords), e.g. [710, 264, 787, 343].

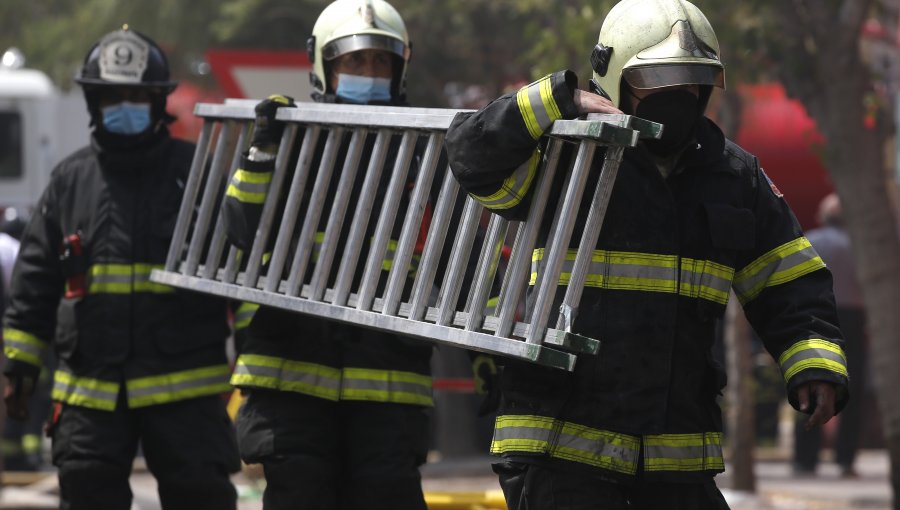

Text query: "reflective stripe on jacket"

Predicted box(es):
[231, 353, 433, 406]
[52, 364, 232, 411]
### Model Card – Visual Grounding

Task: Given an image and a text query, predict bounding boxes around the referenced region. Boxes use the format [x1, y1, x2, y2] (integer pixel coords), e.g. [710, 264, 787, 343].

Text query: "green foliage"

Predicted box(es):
[0, 0, 869, 110]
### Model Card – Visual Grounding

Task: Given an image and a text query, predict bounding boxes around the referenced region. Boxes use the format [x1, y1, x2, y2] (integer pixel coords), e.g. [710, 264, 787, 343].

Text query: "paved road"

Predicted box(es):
[0, 449, 891, 509]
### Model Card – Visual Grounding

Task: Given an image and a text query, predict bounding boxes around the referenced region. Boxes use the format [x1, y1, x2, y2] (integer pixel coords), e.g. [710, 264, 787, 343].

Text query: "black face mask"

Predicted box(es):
[634, 89, 700, 157]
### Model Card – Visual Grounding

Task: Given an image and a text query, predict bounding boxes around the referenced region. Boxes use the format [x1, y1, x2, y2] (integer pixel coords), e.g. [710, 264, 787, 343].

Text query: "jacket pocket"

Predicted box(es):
[55, 297, 81, 361]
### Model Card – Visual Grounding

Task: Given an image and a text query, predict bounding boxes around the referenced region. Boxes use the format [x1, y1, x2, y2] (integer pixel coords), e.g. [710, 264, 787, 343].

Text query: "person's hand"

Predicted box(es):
[574, 89, 623, 116]
[797, 380, 837, 431]
[4, 374, 35, 421]
[473, 354, 501, 416]
[251, 94, 297, 149]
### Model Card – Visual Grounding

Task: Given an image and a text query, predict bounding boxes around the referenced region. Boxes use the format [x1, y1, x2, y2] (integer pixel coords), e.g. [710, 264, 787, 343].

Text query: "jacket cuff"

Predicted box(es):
[554, 70, 582, 120]
[785, 367, 850, 416]
[515, 71, 580, 140]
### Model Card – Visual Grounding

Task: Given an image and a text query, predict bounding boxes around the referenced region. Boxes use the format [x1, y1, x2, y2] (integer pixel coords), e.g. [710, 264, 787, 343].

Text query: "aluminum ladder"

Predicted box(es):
[150, 100, 661, 371]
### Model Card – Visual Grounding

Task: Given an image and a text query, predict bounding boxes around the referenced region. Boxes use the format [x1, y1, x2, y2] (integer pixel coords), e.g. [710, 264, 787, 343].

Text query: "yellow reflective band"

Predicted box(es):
[643, 432, 725, 472]
[88, 264, 174, 294]
[267, 94, 292, 105]
[529, 249, 734, 305]
[516, 75, 561, 139]
[540, 76, 563, 125]
[234, 302, 260, 330]
[230, 354, 342, 401]
[779, 338, 848, 382]
[491, 415, 641, 475]
[517, 84, 542, 139]
[21, 434, 41, 454]
[679, 257, 734, 305]
[0, 438, 23, 456]
[232, 168, 273, 184]
[734, 237, 825, 303]
[3, 328, 48, 367]
[309, 232, 326, 263]
[126, 365, 232, 408]
[484, 296, 500, 315]
[472, 149, 540, 210]
[225, 169, 273, 204]
[492, 415, 724, 475]
[340, 367, 434, 406]
[52, 370, 119, 411]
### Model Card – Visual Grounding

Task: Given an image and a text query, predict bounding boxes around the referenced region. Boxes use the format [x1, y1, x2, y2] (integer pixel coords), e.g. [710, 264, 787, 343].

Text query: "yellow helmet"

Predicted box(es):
[590, 0, 725, 108]
[308, 0, 411, 103]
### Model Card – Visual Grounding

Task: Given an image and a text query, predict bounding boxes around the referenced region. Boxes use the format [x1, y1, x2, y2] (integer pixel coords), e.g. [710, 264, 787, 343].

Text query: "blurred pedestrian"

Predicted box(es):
[794, 193, 864, 478]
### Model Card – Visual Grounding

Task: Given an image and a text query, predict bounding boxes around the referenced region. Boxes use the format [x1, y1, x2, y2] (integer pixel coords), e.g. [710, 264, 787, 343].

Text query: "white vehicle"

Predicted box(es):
[0, 48, 90, 211]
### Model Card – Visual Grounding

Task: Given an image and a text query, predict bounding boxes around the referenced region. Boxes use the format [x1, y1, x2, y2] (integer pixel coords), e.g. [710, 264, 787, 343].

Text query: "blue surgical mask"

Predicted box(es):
[335, 74, 392, 104]
[101, 101, 152, 135]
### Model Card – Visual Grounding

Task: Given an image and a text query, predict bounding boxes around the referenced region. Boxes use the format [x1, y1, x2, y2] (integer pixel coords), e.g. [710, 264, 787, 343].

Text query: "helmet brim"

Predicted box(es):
[322, 34, 409, 62]
[75, 77, 177, 94]
[623, 64, 725, 90]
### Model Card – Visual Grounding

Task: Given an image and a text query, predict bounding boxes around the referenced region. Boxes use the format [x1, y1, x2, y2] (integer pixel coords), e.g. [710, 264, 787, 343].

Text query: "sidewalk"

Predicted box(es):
[0, 449, 890, 509]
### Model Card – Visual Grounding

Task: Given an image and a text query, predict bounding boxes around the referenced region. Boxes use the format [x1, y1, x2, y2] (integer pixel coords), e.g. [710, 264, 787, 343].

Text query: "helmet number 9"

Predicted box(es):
[113, 44, 133, 66]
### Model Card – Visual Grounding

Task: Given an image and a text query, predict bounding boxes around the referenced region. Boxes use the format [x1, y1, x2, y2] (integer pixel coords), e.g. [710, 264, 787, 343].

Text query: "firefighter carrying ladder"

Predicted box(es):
[150, 101, 661, 371]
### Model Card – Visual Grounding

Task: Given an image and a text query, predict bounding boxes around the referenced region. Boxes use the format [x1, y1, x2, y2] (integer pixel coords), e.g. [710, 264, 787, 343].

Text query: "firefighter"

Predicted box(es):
[444, 1, 849, 508]
[2, 27, 240, 509]
[222, 1, 433, 509]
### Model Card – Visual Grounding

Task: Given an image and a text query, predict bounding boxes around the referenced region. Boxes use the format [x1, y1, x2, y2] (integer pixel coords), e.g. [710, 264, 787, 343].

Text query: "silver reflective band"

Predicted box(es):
[623, 64, 724, 90]
[322, 34, 409, 61]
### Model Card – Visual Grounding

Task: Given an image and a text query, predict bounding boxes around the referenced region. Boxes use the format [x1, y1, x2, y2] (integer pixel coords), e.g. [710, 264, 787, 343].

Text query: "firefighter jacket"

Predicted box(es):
[3, 129, 233, 411]
[222, 129, 434, 407]
[444, 70, 850, 482]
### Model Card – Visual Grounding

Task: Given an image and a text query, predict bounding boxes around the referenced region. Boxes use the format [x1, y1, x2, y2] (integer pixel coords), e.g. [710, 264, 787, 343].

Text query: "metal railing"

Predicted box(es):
[150, 101, 661, 371]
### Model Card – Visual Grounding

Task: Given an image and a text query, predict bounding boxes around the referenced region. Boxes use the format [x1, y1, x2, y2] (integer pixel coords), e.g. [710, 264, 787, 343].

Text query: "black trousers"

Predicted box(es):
[236, 389, 430, 510]
[494, 461, 730, 510]
[51, 394, 240, 510]
[794, 307, 865, 470]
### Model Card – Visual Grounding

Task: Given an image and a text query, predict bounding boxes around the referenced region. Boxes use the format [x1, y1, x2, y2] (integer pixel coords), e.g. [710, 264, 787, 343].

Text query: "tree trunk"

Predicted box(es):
[827, 129, 900, 510]
[724, 295, 756, 492]
[775, 1, 900, 503]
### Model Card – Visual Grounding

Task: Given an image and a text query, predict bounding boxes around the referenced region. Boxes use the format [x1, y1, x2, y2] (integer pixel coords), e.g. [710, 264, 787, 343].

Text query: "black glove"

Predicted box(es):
[472, 354, 501, 417]
[251, 94, 296, 149]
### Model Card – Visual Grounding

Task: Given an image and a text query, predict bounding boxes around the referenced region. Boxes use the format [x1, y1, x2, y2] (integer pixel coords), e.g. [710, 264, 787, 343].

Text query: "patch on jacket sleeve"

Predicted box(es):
[761, 168, 783, 198]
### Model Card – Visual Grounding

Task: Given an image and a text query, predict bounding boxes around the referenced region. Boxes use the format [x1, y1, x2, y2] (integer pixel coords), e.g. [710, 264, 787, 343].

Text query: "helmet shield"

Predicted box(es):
[322, 33, 409, 62]
[623, 64, 724, 90]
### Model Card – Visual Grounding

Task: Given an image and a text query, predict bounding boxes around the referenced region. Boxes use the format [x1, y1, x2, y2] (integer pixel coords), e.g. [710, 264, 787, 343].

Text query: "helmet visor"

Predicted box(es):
[322, 34, 409, 62]
[623, 64, 725, 90]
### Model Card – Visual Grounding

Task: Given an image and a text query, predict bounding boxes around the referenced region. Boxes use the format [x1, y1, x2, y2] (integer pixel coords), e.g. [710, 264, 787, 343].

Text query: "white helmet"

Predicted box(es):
[308, 0, 411, 103]
[590, 0, 725, 109]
